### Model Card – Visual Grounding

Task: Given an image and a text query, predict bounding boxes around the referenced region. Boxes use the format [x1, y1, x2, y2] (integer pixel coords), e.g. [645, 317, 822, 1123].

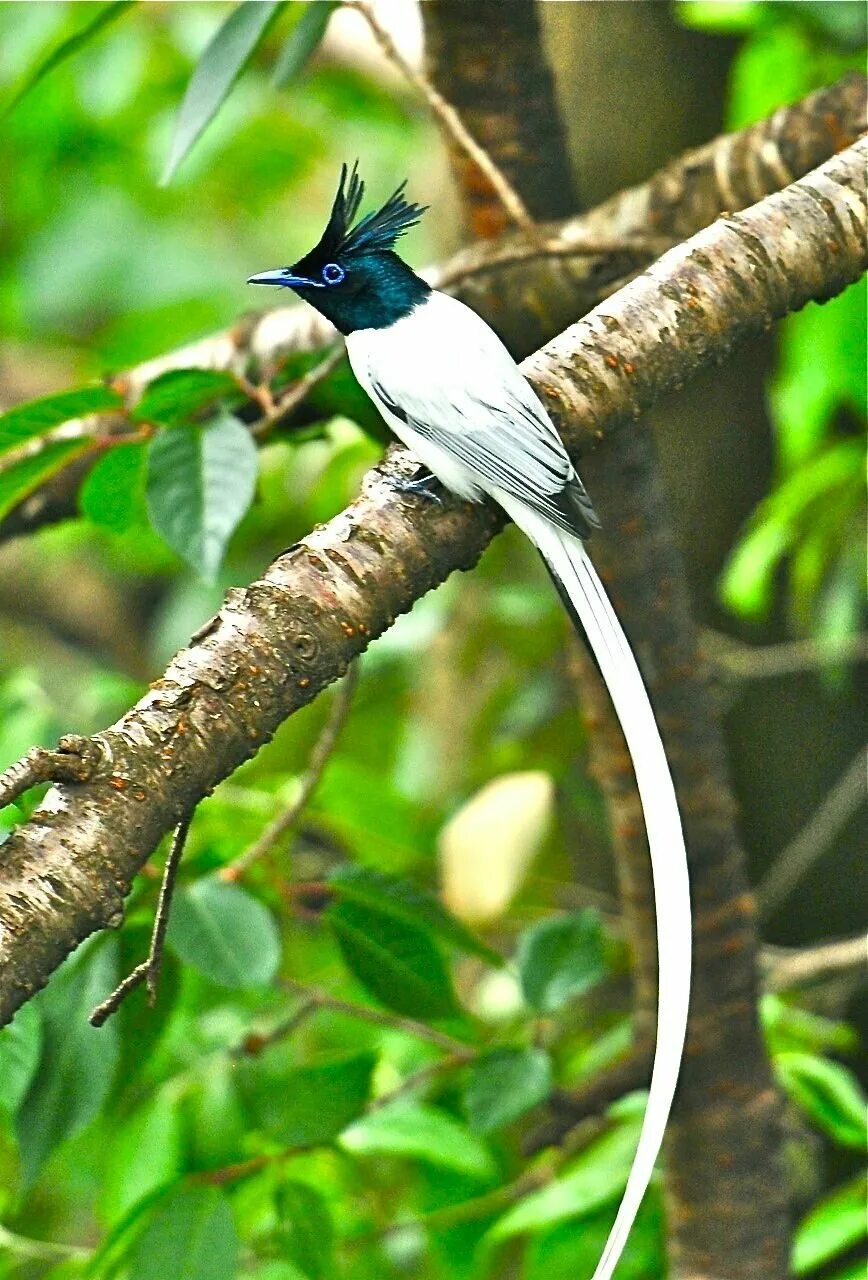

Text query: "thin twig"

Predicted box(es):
[368, 1051, 474, 1111]
[145, 816, 190, 1004]
[252, 344, 345, 441]
[231, 999, 318, 1057]
[90, 817, 191, 1026]
[762, 933, 867, 992]
[703, 628, 868, 682]
[0, 1225, 88, 1263]
[524, 1042, 654, 1155]
[437, 232, 668, 291]
[281, 978, 474, 1055]
[223, 665, 358, 879]
[346, 1157, 560, 1245]
[345, 0, 536, 237]
[758, 748, 866, 919]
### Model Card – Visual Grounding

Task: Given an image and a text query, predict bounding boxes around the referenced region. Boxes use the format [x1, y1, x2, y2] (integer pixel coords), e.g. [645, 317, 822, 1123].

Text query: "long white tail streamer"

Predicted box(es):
[498, 496, 692, 1280]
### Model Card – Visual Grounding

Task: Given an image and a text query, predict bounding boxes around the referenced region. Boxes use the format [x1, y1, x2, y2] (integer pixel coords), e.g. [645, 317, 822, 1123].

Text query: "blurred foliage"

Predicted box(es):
[0, 3, 865, 1279]
[678, 0, 866, 643]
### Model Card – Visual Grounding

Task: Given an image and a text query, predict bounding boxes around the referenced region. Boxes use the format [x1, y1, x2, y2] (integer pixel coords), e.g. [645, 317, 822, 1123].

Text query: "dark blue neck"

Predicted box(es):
[298, 251, 431, 335]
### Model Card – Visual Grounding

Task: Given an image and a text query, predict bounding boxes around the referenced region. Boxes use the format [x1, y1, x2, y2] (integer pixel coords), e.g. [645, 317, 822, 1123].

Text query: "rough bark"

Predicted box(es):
[420, 0, 577, 237]
[0, 138, 865, 1028]
[1, 75, 863, 542]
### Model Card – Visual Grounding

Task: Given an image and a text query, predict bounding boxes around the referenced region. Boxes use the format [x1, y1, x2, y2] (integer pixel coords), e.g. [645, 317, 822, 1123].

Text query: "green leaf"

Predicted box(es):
[329, 865, 502, 967]
[247, 1051, 375, 1146]
[524, 1197, 664, 1280]
[775, 1051, 867, 1147]
[272, 1, 338, 86]
[487, 1115, 643, 1242]
[80, 442, 148, 532]
[465, 1047, 552, 1134]
[83, 1187, 172, 1280]
[132, 369, 240, 429]
[0, 441, 95, 521]
[275, 1181, 335, 1280]
[127, 1184, 239, 1280]
[255, 1266, 308, 1280]
[517, 910, 607, 1013]
[16, 939, 120, 1185]
[0, 386, 123, 453]
[761, 995, 858, 1057]
[161, 1, 287, 184]
[327, 898, 459, 1020]
[675, 1, 761, 34]
[167, 877, 281, 989]
[0, 1001, 42, 1116]
[341, 1102, 497, 1181]
[793, 1174, 868, 1275]
[146, 411, 259, 582]
[102, 1089, 184, 1222]
[0, 2, 135, 121]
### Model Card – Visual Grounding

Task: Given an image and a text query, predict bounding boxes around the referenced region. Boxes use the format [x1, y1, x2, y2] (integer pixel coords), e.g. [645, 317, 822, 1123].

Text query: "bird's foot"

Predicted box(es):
[391, 468, 445, 506]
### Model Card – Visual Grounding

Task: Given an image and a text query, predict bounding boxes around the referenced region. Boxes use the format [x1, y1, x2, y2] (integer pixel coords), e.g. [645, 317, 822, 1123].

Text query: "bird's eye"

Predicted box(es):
[322, 262, 345, 286]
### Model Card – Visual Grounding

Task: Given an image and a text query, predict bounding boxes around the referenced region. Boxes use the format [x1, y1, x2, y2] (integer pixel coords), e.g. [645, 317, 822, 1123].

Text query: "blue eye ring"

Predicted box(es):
[322, 262, 345, 286]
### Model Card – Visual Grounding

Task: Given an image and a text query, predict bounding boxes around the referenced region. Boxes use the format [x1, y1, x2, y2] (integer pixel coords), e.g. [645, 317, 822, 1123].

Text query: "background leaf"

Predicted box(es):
[274, 1180, 335, 1280]
[167, 877, 281, 989]
[245, 1051, 375, 1146]
[0, 1, 134, 121]
[146, 411, 259, 581]
[132, 368, 240, 428]
[329, 865, 502, 966]
[0, 385, 122, 452]
[0, 440, 94, 521]
[327, 897, 460, 1020]
[517, 910, 607, 1013]
[487, 1114, 643, 1242]
[80, 441, 147, 532]
[775, 1051, 867, 1147]
[102, 1088, 184, 1222]
[127, 1184, 239, 1280]
[0, 1001, 42, 1117]
[161, 0, 287, 183]
[793, 1174, 868, 1275]
[16, 939, 120, 1185]
[341, 1103, 497, 1181]
[272, 1, 338, 86]
[464, 1047, 552, 1134]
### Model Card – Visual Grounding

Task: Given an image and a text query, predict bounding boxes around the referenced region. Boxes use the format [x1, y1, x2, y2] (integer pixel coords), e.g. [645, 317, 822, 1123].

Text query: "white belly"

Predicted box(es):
[346, 325, 484, 503]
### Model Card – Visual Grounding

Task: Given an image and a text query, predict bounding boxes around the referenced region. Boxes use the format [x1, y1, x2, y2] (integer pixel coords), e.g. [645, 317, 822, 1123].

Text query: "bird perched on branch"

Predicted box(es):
[249, 163, 691, 1280]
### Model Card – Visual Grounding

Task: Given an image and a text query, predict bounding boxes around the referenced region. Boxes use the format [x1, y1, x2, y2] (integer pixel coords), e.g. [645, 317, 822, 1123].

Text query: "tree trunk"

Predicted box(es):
[421, 2, 792, 1274]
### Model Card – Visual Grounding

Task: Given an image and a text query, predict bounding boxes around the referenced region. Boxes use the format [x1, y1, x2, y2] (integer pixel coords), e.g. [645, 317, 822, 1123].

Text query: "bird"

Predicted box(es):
[249, 162, 692, 1280]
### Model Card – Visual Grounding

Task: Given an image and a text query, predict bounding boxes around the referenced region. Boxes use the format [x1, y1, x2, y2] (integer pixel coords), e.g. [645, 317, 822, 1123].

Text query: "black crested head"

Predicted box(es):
[247, 162, 431, 334]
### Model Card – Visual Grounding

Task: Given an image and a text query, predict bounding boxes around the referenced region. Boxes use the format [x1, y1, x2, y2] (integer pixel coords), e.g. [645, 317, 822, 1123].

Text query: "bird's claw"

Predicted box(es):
[391, 469, 444, 506]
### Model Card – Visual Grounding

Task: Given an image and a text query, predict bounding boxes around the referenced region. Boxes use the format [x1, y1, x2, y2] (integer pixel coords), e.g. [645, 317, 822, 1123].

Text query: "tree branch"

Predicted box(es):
[1, 75, 862, 541]
[0, 139, 865, 1026]
[758, 748, 867, 920]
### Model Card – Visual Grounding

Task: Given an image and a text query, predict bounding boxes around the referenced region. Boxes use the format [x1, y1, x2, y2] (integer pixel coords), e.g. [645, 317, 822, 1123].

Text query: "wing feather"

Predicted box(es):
[350, 293, 598, 536]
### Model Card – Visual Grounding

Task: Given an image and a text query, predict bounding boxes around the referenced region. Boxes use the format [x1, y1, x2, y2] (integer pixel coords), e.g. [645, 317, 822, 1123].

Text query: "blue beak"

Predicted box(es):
[247, 268, 314, 288]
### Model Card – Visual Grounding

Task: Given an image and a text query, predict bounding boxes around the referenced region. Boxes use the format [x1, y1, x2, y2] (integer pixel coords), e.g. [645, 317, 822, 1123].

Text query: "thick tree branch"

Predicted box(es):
[0, 139, 865, 1025]
[1, 76, 863, 541]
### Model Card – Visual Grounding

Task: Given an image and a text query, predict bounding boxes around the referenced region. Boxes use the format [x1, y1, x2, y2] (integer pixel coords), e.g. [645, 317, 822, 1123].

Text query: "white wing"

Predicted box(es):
[347, 292, 598, 536]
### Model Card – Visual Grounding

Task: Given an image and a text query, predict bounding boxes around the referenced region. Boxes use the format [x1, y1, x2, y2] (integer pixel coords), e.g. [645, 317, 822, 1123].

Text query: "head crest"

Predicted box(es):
[315, 161, 427, 260]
